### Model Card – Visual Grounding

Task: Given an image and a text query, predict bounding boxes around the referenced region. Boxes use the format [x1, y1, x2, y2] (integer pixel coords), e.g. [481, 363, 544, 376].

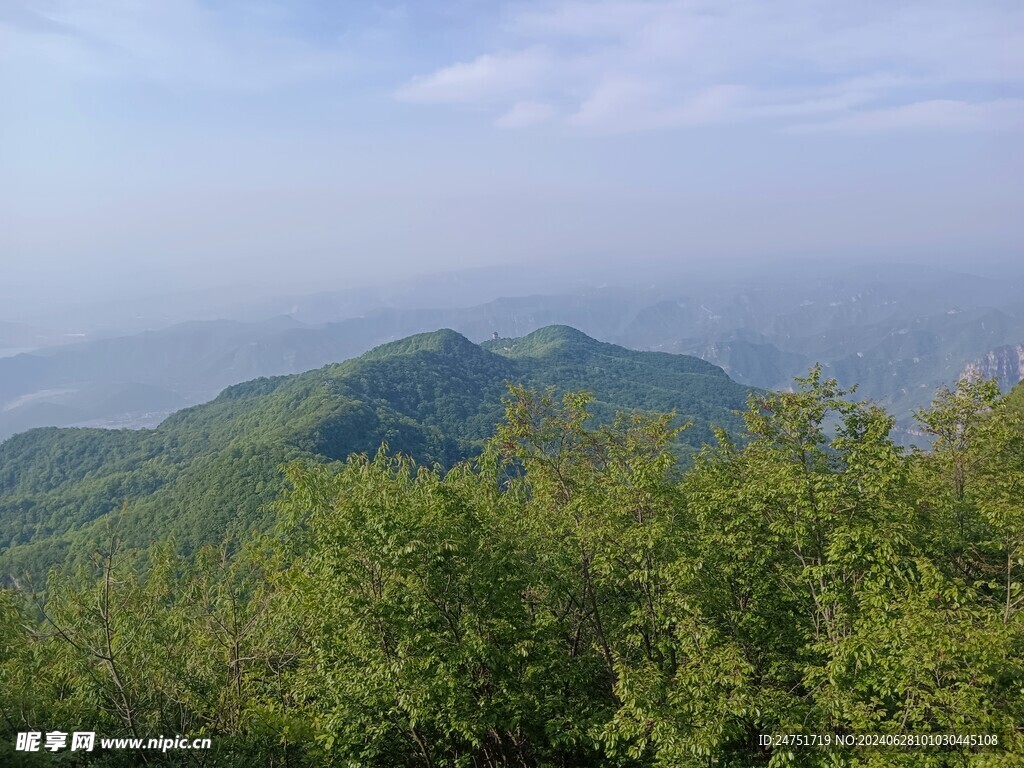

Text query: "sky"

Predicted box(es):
[1, 0, 1022, 308]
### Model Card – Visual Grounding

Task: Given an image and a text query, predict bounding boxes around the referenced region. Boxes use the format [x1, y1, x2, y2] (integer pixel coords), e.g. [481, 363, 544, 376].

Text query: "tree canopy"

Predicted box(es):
[2, 372, 1022, 766]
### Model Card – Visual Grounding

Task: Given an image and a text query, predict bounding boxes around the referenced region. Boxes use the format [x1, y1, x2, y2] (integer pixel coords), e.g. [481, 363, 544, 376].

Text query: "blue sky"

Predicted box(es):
[1, 0, 1022, 302]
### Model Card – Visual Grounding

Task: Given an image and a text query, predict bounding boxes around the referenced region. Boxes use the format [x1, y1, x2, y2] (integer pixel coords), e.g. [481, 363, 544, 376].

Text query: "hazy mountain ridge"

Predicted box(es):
[0, 320, 69, 355]
[2, 266, 1021, 442]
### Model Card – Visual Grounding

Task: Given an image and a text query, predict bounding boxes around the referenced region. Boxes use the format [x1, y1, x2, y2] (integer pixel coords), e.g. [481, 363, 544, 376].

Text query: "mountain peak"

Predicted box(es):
[488, 325, 599, 359]
[359, 328, 480, 360]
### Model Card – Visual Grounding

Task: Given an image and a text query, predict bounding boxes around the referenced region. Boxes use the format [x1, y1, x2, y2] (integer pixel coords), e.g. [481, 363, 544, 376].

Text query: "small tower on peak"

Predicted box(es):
[492, 331, 499, 341]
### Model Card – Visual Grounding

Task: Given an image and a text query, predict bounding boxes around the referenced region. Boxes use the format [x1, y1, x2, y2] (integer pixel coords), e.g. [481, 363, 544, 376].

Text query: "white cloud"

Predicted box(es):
[788, 98, 1024, 134]
[0, 0, 350, 91]
[567, 77, 657, 130]
[567, 81, 744, 132]
[396, 49, 550, 104]
[495, 100, 557, 128]
[398, 0, 1024, 134]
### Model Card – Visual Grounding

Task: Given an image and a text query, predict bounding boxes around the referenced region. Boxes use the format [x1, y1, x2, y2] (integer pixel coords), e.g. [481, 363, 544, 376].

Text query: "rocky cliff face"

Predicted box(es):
[963, 344, 1024, 392]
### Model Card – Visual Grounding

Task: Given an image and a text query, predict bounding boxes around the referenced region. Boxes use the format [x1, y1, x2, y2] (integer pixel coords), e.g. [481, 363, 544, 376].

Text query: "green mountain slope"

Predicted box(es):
[0, 326, 751, 580]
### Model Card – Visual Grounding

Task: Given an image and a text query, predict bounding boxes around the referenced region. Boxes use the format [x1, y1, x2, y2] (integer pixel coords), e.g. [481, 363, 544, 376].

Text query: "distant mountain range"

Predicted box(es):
[2, 265, 1021, 443]
[0, 321, 67, 353]
[0, 326, 751, 581]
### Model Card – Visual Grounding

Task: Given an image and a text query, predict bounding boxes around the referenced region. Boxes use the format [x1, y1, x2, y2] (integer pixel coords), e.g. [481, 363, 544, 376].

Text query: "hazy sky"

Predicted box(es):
[1, 0, 1022, 305]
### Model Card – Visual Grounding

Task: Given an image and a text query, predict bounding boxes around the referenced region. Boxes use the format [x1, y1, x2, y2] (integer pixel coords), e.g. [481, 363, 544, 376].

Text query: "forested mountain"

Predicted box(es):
[3, 266, 1021, 442]
[0, 326, 749, 581]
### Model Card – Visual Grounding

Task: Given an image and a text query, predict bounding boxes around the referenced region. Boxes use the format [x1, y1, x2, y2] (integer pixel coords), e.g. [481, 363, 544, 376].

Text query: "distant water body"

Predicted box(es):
[0, 347, 34, 359]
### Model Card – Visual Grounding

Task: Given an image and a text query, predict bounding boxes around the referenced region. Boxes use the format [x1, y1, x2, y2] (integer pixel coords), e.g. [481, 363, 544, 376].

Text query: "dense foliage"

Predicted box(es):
[0, 327, 749, 581]
[1, 371, 1022, 766]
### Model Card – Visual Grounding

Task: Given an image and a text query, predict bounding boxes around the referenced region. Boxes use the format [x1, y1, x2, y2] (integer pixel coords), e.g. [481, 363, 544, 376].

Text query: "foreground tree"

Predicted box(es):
[2, 378, 1022, 767]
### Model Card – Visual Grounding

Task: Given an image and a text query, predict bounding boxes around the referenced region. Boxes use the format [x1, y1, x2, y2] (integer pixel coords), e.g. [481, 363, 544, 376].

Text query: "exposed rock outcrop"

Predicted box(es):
[963, 344, 1024, 392]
